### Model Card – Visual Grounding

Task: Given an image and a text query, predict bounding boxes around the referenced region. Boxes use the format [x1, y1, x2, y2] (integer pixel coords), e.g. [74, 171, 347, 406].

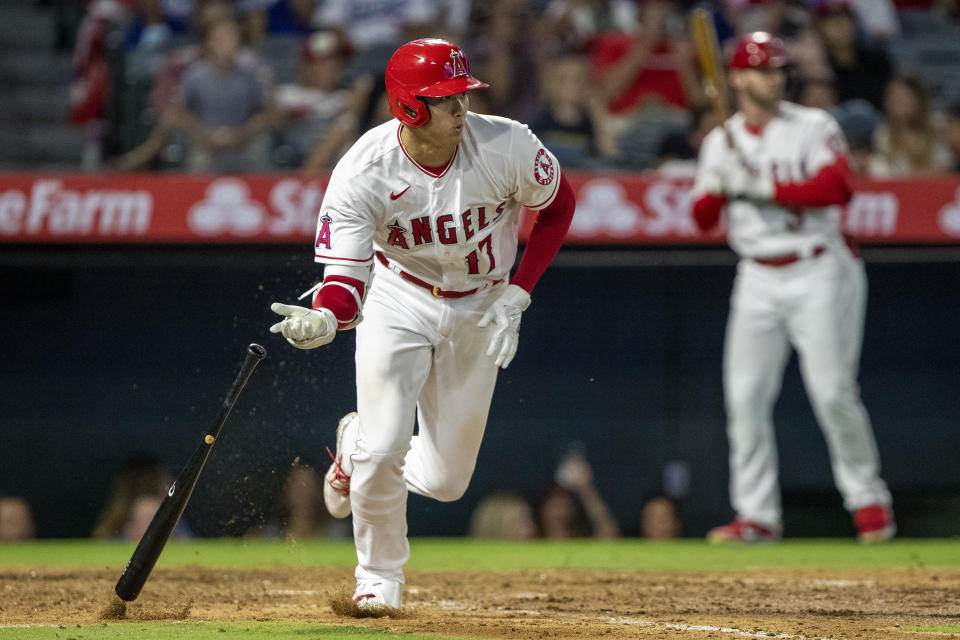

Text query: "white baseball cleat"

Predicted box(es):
[323, 411, 358, 519]
[353, 578, 402, 610]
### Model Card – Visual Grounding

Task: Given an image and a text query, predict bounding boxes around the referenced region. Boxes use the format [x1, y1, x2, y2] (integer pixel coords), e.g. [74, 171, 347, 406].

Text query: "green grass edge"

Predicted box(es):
[0, 621, 470, 640]
[902, 624, 960, 634]
[1, 538, 958, 571]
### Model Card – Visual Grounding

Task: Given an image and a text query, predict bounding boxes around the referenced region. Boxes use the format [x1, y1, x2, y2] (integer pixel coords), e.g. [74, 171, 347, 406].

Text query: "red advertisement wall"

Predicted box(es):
[2, 172, 960, 244]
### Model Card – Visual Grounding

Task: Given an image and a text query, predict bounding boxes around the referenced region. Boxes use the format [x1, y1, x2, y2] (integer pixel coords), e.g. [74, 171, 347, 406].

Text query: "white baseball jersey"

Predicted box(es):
[694, 101, 892, 532]
[312, 111, 564, 590]
[693, 101, 848, 258]
[313, 112, 561, 291]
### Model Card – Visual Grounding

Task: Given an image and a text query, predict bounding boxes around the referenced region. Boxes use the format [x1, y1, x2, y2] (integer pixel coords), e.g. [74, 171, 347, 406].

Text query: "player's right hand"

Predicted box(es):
[270, 303, 336, 349]
[723, 166, 774, 202]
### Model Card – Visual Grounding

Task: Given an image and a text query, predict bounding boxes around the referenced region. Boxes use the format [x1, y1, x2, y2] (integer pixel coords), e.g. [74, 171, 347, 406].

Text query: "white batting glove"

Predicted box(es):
[724, 168, 775, 202]
[270, 303, 337, 350]
[477, 284, 531, 369]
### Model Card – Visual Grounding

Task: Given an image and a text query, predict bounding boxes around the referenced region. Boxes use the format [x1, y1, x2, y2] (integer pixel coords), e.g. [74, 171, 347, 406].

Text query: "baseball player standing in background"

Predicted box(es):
[269, 38, 575, 609]
[691, 32, 895, 544]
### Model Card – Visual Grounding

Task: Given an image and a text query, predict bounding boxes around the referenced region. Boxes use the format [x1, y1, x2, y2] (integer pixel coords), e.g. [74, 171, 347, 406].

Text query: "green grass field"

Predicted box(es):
[2, 537, 958, 571]
[1, 538, 958, 639]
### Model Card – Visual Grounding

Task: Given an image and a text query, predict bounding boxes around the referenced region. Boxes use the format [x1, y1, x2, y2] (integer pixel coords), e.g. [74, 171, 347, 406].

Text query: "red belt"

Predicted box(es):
[375, 252, 501, 298]
[753, 245, 826, 267]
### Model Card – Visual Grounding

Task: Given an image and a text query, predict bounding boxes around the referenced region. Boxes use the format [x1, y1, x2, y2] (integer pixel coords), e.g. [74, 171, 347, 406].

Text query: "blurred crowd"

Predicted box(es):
[1, 448, 680, 542]
[60, 0, 960, 177]
[468, 449, 684, 541]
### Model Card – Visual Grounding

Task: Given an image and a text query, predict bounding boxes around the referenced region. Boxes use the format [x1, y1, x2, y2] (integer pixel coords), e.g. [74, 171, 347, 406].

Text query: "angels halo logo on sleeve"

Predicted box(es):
[315, 213, 333, 249]
[533, 149, 555, 186]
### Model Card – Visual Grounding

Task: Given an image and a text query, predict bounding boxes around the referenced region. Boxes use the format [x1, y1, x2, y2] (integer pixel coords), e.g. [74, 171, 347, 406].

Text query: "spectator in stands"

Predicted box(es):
[639, 494, 682, 540]
[653, 104, 721, 177]
[91, 454, 190, 540]
[127, 0, 282, 49]
[535, 0, 639, 59]
[0, 496, 36, 542]
[722, 0, 832, 85]
[721, 0, 793, 36]
[844, 0, 900, 43]
[529, 54, 617, 168]
[272, 29, 372, 174]
[811, 0, 894, 111]
[463, 0, 542, 120]
[311, 0, 438, 77]
[250, 463, 351, 540]
[147, 0, 274, 117]
[427, 0, 474, 44]
[589, 0, 704, 127]
[871, 73, 953, 177]
[165, 16, 277, 172]
[280, 464, 351, 539]
[468, 493, 537, 540]
[260, 0, 319, 37]
[534, 450, 620, 539]
[70, 0, 135, 170]
[114, 2, 274, 171]
[833, 98, 883, 174]
[846, 129, 876, 175]
[121, 494, 194, 542]
[945, 100, 960, 172]
[796, 75, 839, 111]
[721, 0, 820, 41]
[246, 463, 351, 540]
[355, 78, 396, 133]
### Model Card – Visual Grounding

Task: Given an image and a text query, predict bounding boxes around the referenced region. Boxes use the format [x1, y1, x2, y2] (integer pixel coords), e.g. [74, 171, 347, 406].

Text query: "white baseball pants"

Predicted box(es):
[723, 243, 891, 527]
[350, 263, 502, 584]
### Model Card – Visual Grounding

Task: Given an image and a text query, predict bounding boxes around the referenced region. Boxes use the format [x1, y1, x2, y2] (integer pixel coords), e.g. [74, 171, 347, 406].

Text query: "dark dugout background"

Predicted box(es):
[2, 244, 958, 539]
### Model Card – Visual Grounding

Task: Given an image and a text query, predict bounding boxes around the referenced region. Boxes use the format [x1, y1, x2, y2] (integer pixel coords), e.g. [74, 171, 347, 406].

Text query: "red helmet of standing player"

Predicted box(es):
[730, 31, 789, 70]
[385, 38, 488, 128]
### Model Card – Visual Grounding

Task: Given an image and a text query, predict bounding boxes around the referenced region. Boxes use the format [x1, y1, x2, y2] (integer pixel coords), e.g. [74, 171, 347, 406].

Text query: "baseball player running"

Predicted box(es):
[691, 32, 894, 544]
[269, 38, 575, 609]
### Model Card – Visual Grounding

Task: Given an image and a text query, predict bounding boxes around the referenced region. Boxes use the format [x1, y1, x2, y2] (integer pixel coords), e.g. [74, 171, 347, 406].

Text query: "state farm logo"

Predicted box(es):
[0, 179, 152, 236]
[569, 179, 641, 235]
[188, 178, 266, 235]
[568, 178, 696, 238]
[844, 192, 898, 236]
[938, 186, 960, 236]
[186, 177, 323, 236]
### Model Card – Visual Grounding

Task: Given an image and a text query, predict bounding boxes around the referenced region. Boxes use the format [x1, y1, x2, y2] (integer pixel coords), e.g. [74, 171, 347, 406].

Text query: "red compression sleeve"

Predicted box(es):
[773, 157, 853, 208]
[312, 275, 366, 329]
[692, 193, 727, 232]
[511, 173, 576, 293]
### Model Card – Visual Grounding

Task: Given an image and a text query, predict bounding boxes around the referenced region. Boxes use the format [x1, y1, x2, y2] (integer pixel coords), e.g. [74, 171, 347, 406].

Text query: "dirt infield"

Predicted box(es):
[2, 566, 958, 639]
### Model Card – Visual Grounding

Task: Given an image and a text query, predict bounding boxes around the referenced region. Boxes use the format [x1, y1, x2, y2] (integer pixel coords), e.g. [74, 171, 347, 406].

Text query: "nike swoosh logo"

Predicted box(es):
[168, 482, 176, 497]
[389, 186, 410, 200]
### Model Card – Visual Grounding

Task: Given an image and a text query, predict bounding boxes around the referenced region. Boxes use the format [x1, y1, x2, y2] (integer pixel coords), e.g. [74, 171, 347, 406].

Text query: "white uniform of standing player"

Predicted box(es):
[692, 32, 894, 544]
[269, 38, 575, 608]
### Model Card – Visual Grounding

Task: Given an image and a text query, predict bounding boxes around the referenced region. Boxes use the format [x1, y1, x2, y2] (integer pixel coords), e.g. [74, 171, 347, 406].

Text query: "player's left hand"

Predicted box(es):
[478, 284, 531, 369]
[270, 303, 337, 349]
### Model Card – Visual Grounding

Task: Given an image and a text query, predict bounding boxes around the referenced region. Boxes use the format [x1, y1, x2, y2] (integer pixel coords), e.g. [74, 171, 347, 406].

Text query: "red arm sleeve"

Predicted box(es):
[692, 192, 727, 232]
[312, 275, 366, 329]
[511, 173, 576, 293]
[773, 157, 853, 208]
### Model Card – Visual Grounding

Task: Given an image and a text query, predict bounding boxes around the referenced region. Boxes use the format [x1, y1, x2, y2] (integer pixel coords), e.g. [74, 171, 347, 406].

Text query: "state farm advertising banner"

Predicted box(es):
[2, 172, 960, 244]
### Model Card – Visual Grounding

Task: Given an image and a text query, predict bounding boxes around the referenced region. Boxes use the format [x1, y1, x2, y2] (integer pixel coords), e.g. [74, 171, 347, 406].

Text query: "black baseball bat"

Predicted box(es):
[114, 343, 267, 602]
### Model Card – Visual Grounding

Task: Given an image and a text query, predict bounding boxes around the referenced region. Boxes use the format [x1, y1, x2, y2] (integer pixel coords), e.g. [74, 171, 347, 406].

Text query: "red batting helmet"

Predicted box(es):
[385, 38, 488, 128]
[730, 32, 788, 70]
